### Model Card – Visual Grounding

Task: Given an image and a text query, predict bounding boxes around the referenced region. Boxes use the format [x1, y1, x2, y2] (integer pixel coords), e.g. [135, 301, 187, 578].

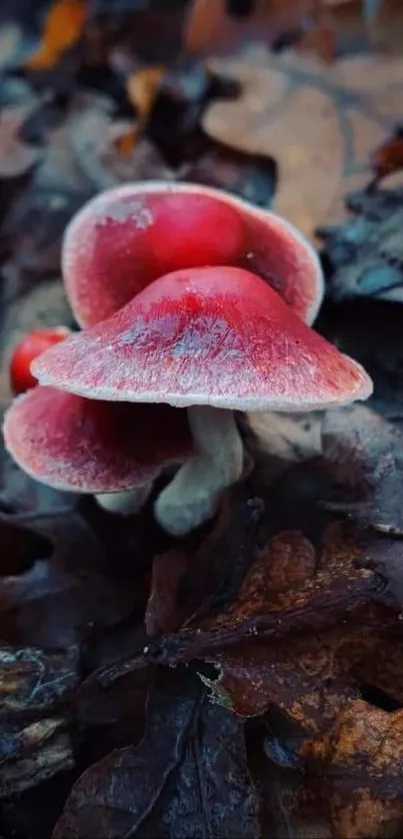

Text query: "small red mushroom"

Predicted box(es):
[10, 327, 71, 395]
[33, 265, 373, 536]
[62, 181, 324, 328]
[3, 386, 192, 515]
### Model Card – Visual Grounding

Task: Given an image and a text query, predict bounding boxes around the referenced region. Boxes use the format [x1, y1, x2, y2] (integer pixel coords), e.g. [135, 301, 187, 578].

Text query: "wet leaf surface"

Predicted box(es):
[54, 670, 260, 839]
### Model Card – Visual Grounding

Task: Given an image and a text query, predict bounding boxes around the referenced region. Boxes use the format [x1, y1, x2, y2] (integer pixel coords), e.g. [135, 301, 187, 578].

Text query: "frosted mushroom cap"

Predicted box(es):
[3, 386, 192, 493]
[33, 266, 373, 413]
[63, 181, 324, 327]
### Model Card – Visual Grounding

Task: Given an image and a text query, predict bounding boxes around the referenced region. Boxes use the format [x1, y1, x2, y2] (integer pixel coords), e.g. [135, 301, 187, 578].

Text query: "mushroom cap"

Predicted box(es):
[33, 266, 373, 413]
[3, 386, 192, 493]
[63, 181, 323, 328]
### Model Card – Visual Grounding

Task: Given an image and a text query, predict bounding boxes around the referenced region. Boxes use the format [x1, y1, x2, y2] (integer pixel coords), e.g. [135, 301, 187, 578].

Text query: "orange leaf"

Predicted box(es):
[26, 0, 87, 71]
[118, 66, 165, 157]
[126, 66, 165, 123]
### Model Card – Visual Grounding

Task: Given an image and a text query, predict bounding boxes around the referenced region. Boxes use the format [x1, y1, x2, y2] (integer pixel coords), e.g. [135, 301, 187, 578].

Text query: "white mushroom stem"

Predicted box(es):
[154, 406, 244, 537]
[96, 483, 153, 516]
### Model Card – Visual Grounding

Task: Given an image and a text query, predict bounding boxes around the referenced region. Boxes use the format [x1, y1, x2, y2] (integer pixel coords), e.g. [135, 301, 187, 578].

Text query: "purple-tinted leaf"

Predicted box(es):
[54, 671, 260, 839]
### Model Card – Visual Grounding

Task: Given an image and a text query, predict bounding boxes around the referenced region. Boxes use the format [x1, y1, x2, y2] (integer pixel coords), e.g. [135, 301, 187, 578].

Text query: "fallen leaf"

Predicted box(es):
[0, 643, 79, 716]
[118, 65, 165, 155]
[320, 182, 403, 304]
[145, 487, 263, 637]
[145, 59, 240, 167]
[0, 716, 74, 795]
[322, 404, 403, 534]
[202, 47, 403, 238]
[300, 699, 403, 838]
[0, 643, 78, 795]
[254, 746, 333, 839]
[26, 0, 87, 71]
[53, 670, 260, 839]
[0, 103, 42, 178]
[146, 521, 377, 666]
[180, 143, 276, 207]
[361, 538, 403, 613]
[73, 658, 154, 758]
[145, 550, 188, 636]
[203, 588, 402, 723]
[70, 108, 172, 189]
[183, 0, 312, 56]
[0, 508, 137, 648]
[370, 126, 403, 180]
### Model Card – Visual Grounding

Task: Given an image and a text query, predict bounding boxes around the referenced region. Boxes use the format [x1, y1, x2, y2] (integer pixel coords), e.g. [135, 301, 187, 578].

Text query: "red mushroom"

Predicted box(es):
[3, 386, 193, 515]
[62, 181, 324, 328]
[32, 265, 373, 536]
[10, 327, 71, 395]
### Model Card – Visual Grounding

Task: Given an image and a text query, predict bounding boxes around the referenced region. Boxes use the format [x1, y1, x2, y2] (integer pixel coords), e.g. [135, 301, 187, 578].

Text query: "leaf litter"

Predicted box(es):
[1, 1, 403, 838]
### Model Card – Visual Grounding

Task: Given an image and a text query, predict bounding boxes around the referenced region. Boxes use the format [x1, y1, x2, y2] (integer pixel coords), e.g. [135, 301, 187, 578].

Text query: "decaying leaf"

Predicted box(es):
[180, 143, 276, 207]
[0, 643, 79, 716]
[118, 65, 165, 154]
[320, 182, 403, 304]
[54, 671, 260, 839]
[145, 550, 188, 636]
[145, 487, 263, 637]
[370, 126, 403, 180]
[70, 107, 172, 189]
[0, 102, 42, 178]
[184, 0, 313, 56]
[0, 644, 78, 795]
[26, 0, 87, 71]
[300, 699, 403, 838]
[202, 47, 403, 238]
[0, 509, 137, 648]
[0, 716, 74, 796]
[146, 521, 377, 666]
[255, 747, 333, 839]
[322, 404, 403, 534]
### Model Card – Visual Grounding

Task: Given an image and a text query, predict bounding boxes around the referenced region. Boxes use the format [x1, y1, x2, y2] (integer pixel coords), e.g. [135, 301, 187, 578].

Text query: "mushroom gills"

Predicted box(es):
[154, 406, 244, 537]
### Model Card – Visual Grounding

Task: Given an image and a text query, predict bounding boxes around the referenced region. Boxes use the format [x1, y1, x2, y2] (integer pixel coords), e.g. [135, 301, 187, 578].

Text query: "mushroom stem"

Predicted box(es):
[96, 483, 152, 516]
[154, 406, 244, 537]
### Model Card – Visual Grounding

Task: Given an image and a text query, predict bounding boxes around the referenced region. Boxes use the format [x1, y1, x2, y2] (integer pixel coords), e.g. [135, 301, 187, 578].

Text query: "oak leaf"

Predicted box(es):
[300, 700, 403, 838]
[202, 48, 403, 238]
[53, 671, 260, 839]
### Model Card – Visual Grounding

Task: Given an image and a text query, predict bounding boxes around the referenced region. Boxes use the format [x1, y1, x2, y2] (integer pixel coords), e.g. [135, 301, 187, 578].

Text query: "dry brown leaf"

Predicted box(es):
[26, 0, 87, 71]
[199, 523, 397, 730]
[203, 47, 403, 238]
[201, 520, 372, 633]
[149, 520, 378, 667]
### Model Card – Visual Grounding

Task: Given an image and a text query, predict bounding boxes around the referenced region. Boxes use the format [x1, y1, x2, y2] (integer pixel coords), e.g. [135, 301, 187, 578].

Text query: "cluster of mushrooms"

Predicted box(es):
[3, 182, 373, 536]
